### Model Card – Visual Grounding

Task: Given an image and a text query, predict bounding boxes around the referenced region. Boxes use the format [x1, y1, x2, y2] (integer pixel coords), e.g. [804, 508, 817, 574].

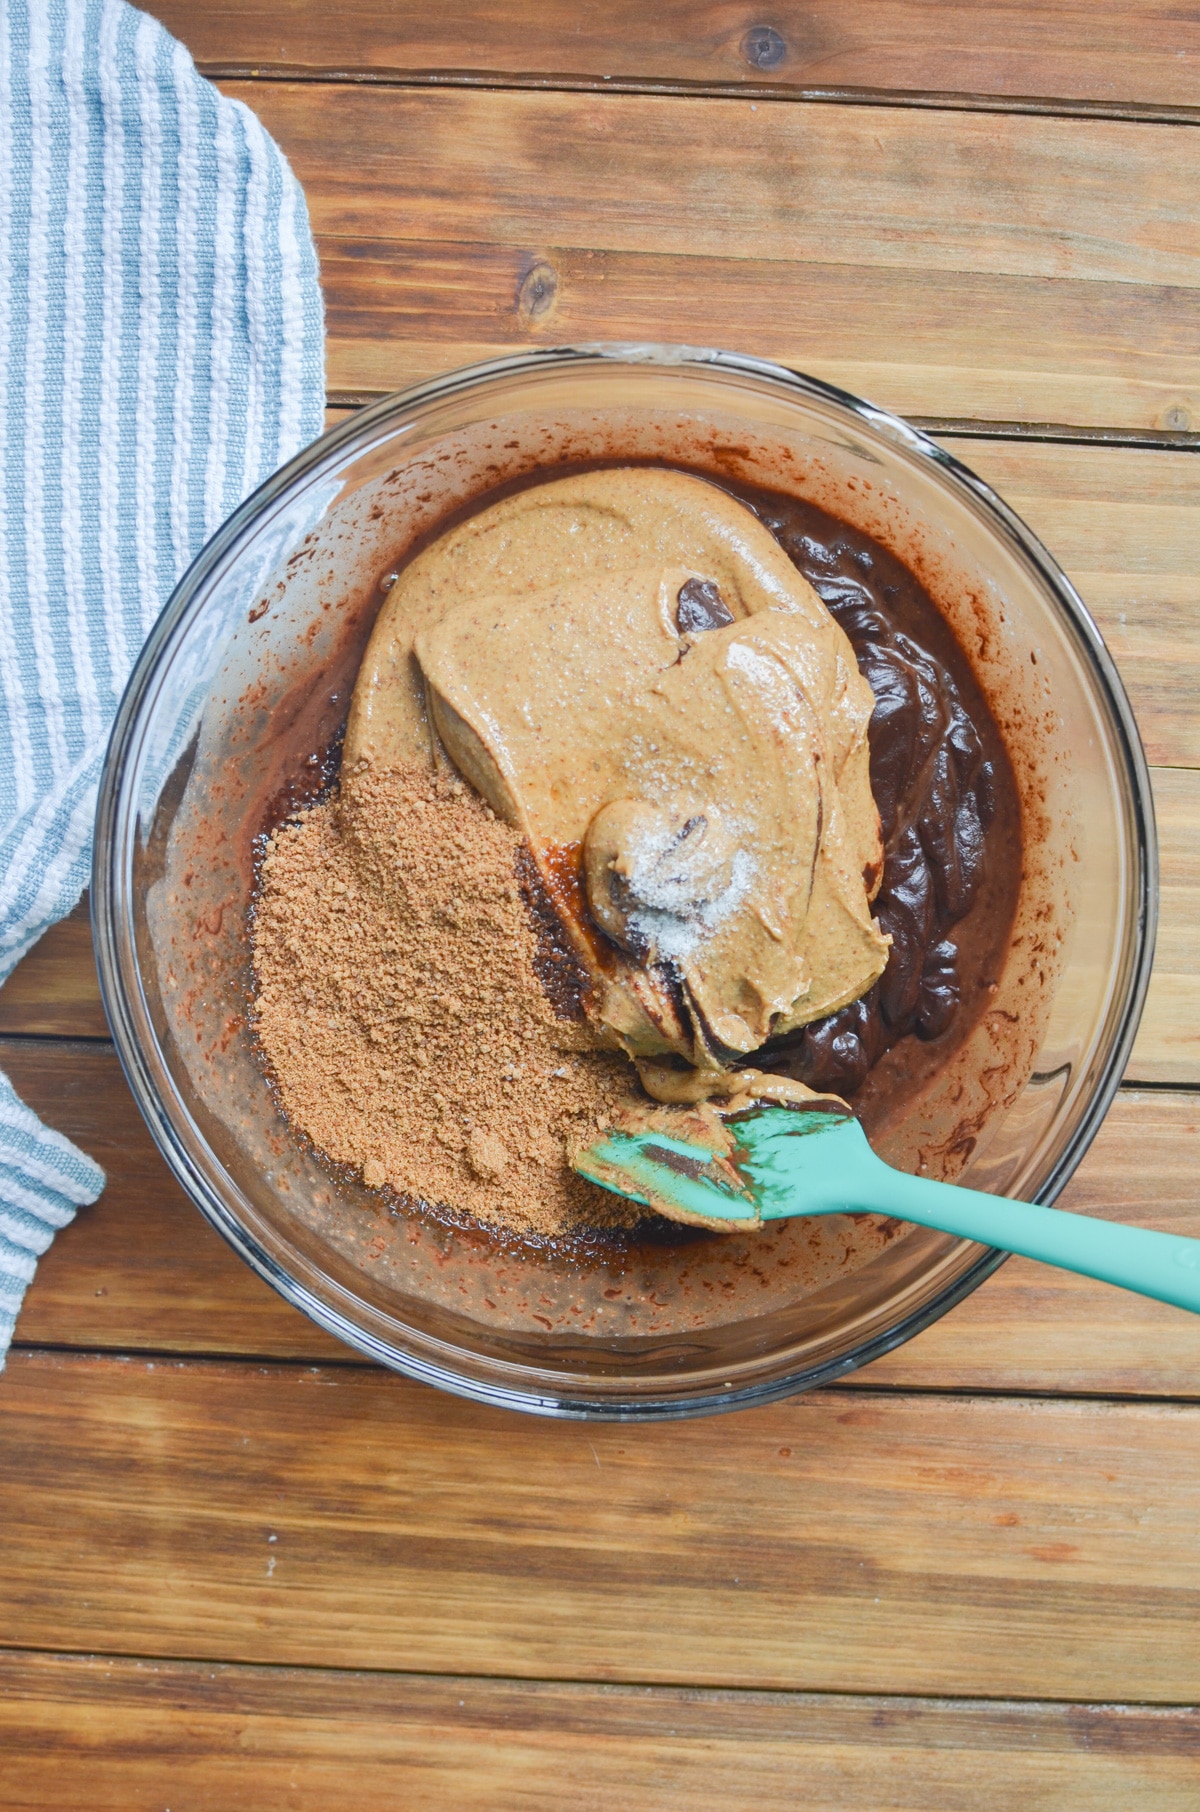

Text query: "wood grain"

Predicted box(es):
[219, 84, 1200, 433]
[311, 237, 1200, 434]
[0, 896, 105, 1039]
[4, 1349, 1200, 1697]
[238, 86, 1200, 288]
[959, 443, 1200, 768]
[4, 1, 1194, 1793]
[1127, 768, 1200, 1086]
[6, 1035, 1200, 1393]
[145, 0, 1200, 113]
[3, 1652, 1198, 1812]
[0, 1039, 346, 1364]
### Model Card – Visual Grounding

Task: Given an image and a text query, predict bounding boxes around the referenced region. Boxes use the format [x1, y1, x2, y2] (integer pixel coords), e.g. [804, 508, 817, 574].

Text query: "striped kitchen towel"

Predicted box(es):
[0, 0, 325, 1363]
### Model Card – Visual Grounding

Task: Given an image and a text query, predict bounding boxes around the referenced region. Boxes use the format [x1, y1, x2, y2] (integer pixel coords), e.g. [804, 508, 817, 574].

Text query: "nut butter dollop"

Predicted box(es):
[345, 469, 888, 1074]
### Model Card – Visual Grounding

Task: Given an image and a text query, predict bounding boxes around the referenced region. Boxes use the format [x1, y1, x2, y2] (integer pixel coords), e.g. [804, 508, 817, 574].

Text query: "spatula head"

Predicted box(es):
[573, 1100, 868, 1230]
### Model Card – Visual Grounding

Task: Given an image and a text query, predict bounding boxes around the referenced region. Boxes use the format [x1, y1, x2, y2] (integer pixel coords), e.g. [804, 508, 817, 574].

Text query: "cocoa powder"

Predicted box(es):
[251, 761, 643, 1238]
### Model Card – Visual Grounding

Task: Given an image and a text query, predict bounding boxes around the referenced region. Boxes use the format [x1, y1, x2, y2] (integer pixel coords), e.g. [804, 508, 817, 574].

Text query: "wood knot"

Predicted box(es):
[517, 260, 558, 324]
[741, 24, 786, 69]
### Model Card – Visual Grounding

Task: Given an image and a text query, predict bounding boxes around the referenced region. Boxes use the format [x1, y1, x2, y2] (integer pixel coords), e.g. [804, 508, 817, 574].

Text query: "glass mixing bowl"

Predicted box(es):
[93, 348, 1156, 1419]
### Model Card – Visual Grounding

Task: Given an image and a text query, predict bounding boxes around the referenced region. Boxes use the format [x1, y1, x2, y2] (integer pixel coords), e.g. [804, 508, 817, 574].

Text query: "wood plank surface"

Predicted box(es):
[6, 0, 1196, 1799]
[1128, 768, 1200, 1086]
[313, 238, 1200, 436]
[221, 83, 1200, 433]
[0, 897, 105, 1040]
[3, 1654, 1198, 1812]
[5, 1349, 1200, 1698]
[2, 1038, 347, 1364]
[7, 1042, 1200, 1392]
[959, 443, 1200, 768]
[146, 1, 1200, 113]
[239, 87, 1200, 287]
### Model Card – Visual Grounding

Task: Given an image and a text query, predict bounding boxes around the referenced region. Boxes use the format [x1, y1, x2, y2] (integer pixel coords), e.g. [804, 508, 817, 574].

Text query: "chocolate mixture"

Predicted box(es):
[251, 468, 1020, 1242]
[731, 485, 1018, 1097]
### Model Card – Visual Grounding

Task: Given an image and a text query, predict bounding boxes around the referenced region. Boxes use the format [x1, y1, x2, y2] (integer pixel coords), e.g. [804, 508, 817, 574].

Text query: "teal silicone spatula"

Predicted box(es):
[573, 1103, 1200, 1315]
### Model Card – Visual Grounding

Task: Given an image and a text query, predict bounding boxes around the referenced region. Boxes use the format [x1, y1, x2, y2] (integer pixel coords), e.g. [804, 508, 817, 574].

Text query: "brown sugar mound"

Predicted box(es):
[251, 761, 644, 1238]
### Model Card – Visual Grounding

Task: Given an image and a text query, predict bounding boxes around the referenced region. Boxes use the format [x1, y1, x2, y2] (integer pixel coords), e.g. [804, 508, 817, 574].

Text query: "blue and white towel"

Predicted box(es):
[0, 0, 325, 1363]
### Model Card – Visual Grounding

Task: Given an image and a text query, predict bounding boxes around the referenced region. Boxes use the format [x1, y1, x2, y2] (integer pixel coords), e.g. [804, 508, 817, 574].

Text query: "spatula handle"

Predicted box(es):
[872, 1160, 1200, 1316]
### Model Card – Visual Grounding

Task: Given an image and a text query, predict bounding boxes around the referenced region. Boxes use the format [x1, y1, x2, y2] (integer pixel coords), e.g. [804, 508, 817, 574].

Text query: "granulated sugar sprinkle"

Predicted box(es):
[251, 761, 643, 1238]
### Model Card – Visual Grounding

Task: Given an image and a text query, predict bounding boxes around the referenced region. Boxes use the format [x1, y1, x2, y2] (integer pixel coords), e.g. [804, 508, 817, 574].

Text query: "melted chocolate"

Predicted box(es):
[515, 843, 593, 1021]
[727, 484, 1013, 1095]
[676, 576, 735, 634]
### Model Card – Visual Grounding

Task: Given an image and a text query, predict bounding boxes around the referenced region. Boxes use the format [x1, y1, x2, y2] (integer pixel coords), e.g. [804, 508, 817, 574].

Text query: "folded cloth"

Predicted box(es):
[0, 0, 325, 1362]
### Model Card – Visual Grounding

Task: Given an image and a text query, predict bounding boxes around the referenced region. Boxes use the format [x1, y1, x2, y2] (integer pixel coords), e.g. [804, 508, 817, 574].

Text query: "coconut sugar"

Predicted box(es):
[251, 761, 642, 1238]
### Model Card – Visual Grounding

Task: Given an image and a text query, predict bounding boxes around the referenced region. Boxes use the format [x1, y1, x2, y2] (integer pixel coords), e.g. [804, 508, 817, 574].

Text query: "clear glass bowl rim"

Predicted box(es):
[92, 345, 1159, 1419]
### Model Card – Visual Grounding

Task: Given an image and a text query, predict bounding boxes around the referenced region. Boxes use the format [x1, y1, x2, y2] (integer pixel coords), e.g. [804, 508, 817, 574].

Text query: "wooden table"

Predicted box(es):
[3, 7, 1199, 1804]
